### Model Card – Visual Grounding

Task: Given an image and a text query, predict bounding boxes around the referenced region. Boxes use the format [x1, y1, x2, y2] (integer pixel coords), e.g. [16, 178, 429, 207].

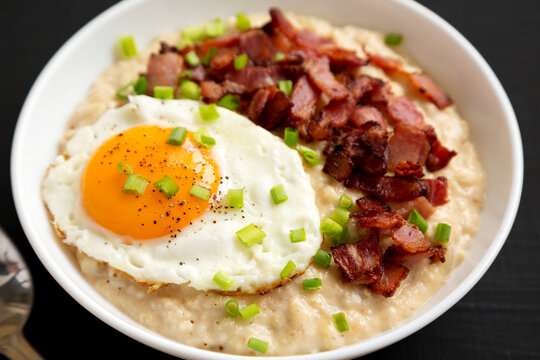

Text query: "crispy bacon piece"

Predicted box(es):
[224, 66, 284, 93]
[391, 196, 435, 219]
[325, 48, 367, 69]
[369, 81, 393, 104]
[305, 56, 349, 100]
[426, 139, 457, 171]
[209, 48, 236, 72]
[368, 54, 404, 74]
[347, 122, 389, 176]
[200, 81, 226, 103]
[198, 33, 240, 53]
[387, 96, 424, 127]
[145, 52, 183, 95]
[393, 161, 424, 177]
[368, 259, 409, 297]
[356, 196, 391, 215]
[290, 75, 320, 123]
[295, 29, 335, 49]
[351, 212, 403, 229]
[391, 222, 431, 253]
[269, 7, 296, 39]
[259, 90, 292, 129]
[307, 118, 332, 141]
[426, 176, 449, 206]
[409, 72, 453, 109]
[345, 171, 429, 203]
[322, 96, 356, 129]
[331, 235, 382, 285]
[239, 29, 273, 62]
[351, 106, 387, 129]
[348, 75, 382, 100]
[385, 245, 446, 267]
[247, 87, 277, 121]
[388, 123, 430, 172]
[323, 151, 354, 182]
[189, 64, 207, 83]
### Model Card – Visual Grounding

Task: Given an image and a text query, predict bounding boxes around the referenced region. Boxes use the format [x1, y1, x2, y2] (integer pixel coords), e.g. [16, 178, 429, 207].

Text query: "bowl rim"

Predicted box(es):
[10, 0, 523, 359]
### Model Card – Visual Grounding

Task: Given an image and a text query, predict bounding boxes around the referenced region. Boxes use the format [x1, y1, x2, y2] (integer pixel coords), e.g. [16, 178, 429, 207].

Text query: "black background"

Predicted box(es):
[1, 1, 539, 359]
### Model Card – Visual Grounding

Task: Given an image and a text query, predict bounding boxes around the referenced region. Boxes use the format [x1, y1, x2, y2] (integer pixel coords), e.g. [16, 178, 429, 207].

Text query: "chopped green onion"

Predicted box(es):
[154, 175, 179, 197]
[133, 76, 148, 95]
[314, 249, 332, 268]
[193, 128, 216, 148]
[434, 223, 451, 243]
[299, 145, 320, 165]
[239, 303, 260, 320]
[217, 94, 240, 110]
[122, 174, 147, 195]
[270, 185, 288, 205]
[247, 337, 268, 354]
[177, 37, 194, 50]
[333, 312, 349, 332]
[205, 18, 225, 38]
[118, 35, 138, 58]
[182, 26, 206, 42]
[213, 270, 233, 290]
[234, 54, 248, 70]
[199, 103, 220, 121]
[228, 189, 244, 208]
[153, 86, 174, 99]
[201, 46, 218, 66]
[236, 223, 266, 247]
[166, 127, 187, 146]
[385, 33, 403, 46]
[330, 207, 350, 226]
[290, 228, 306, 243]
[178, 70, 193, 80]
[225, 299, 239, 317]
[283, 127, 299, 147]
[278, 80, 293, 97]
[189, 184, 211, 201]
[116, 76, 148, 99]
[334, 224, 350, 244]
[275, 52, 285, 62]
[116, 82, 133, 100]
[303, 278, 322, 290]
[185, 50, 200, 67]
[320, 218, 343, 239]
[117, 162, 132, 175]
[338, 194, 353, 209]
[280, 260, 296, 279]
[407, 208, 428, 234]
[179, 80, 201, 100]
[236, 13, 251, 31]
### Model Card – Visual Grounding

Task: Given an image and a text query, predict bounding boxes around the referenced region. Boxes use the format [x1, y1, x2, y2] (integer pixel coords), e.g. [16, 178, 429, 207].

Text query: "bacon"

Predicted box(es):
[409, 72, 453, 109]
[331, 235, 382, 285]
[189, 64, 208, 83]
[426, 176, 449, 206]
[323, 151, 354, 182]
[269, 29, 295, 54]
[385, 245, 446, 267]
[269, 7, 296, 39]
[295, 29, 335, 49]
[200, 81, 226, 103]
[348, 75, 382, 100]
[391, 222, 430, 253]
[351, 212, 403, 229]
[345, 171, 429, 203]
[247, 87, 277, 121]
[368, 54, 404, 74]
[198, 33, 240, 53]
[388, 123, 430, 171]
[391, 196, 435, 219]
[209, 48, 236, 72]
[356, 196, 391, 215]
[224, 66, 285, 93]
[290, 75, 320, 123]
[430, 246, 447, 264]
[368, 259, 409, 297]
[325, 48, 367, 70]
[305, 56, 349, 100]
[393, 161, 424, 177]
[350, 122, 389, 176]
[351, 106, 386, 129]
[322, 96, 356, 129]
[239, 29, 273, 62]
[369, 81, 393, 104]
[387, 96, 424, 127]
[145, 52, 183, 95]
[259, 90, 292, 129]
[426, 139, 457, 171]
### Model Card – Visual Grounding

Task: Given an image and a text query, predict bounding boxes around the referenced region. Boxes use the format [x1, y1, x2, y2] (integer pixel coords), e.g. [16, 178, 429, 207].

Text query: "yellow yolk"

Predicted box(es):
[82, 125, 220, 240]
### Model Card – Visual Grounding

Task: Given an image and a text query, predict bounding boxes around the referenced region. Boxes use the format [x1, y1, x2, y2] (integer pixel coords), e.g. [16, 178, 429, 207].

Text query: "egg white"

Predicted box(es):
[43, 96, 322, 293]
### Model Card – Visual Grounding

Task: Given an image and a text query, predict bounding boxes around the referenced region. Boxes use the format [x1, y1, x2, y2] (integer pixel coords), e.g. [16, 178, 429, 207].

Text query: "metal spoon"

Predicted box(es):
[0, 227, 42, 360]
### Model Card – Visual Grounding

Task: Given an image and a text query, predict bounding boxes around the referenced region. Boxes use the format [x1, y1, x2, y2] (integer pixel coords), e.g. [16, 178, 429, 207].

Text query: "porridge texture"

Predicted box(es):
[61, 13, 483, 356]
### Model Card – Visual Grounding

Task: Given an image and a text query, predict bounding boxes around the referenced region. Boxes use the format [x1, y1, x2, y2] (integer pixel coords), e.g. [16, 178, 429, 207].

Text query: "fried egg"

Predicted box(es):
[43, 96, 322, 293]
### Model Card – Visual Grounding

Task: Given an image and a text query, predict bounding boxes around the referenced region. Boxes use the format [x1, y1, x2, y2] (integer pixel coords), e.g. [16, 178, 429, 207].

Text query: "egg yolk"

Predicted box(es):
[82, 125, 220, 240]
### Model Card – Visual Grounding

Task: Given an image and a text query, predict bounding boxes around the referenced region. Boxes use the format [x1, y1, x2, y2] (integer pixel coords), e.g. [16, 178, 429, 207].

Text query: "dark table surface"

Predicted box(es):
[1, 0, 539, 359]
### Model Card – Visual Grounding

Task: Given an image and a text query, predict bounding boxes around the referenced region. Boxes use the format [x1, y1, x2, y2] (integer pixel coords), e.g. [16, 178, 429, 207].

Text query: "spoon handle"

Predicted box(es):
[0, 331, 43, 360]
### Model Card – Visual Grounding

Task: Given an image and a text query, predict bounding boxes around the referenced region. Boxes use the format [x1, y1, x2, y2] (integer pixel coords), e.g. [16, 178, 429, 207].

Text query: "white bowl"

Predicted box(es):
[11, 0, 523, 359]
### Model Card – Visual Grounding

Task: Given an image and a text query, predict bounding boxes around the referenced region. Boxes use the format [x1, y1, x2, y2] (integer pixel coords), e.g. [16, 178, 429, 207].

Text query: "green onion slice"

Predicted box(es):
[407, 208, 428, 234]
[153, 86, 174, 100]
[278, 80, 293, 97]
[182, 26, 206, 42]
[280, 260, 296, 279]
[193, 128, 216, 148]
[185, 50, 200, 67]
[338, 194, 353, 209]
[166, 127, 187, 146]
[239, 303, 260, 320]
[236, 13, 251, 31]
[330, 207, 350, 226]
[118, 35, 138, 58]
[290, 228, 306, 243]
[205, 18, 225, 38]
[199, 103, 220, 121]
[117, 162, 132, 175]
[213, 270, 233, 290]
[228, 189, 244, 208]
[333, 312, 350, 332]
[434, 223, 451, 242]
[236, 223, 266, 247]
[385, 33, 403, 46]
[225, 299, 239, 317]
[116, 82, 133, 100]
[299, 145, 320, 166]
[283, 127, 299, 147]
[234, 53, 248, 70]
[154, 175, 179, 197]
[314, 249, 332, 268]
[275, 52, 285, 62]
[303, 278, 322, 290]
[217, 94, 240, 110]
[333, 224, 350, 244]
[122, 174, 147, 195]
[189, 184, 211, 201]
[320, 218, 343, 239]
[177, 37, 194, 51]
[247, 337, 269, 354]
[270, 184, 288, 205]
[201, 46, 218, 66]
[133, 76, 148, 95]
[180, 80, 201, 100]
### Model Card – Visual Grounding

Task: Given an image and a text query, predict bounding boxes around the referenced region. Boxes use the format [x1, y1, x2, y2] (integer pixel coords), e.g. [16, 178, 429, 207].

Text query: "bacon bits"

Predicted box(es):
[331, 235, 382, 285]
[409, 72, 453, 109]
[368, 259, 409, 297]
[145, 53, 184, 96]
